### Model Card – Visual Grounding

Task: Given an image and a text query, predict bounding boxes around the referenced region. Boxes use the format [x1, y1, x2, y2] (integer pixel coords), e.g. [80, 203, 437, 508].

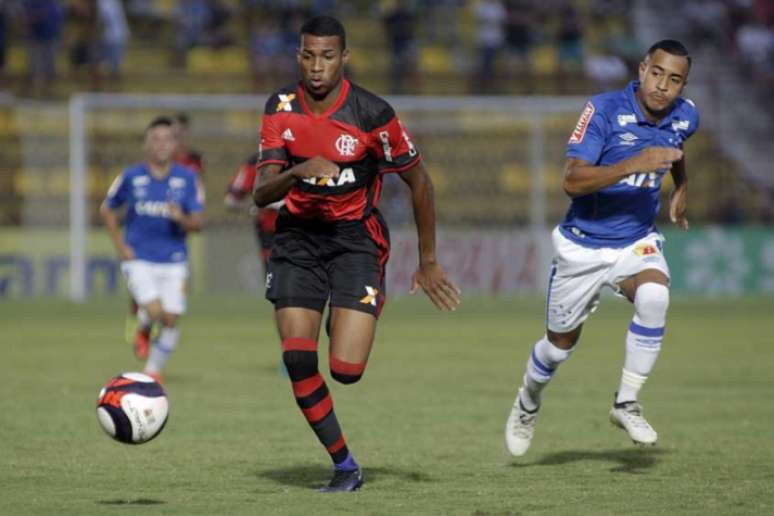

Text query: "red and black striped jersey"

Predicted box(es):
[176, 150, 204, 175]
[227, 153, 259, 198]
[257, 79, 420, 222]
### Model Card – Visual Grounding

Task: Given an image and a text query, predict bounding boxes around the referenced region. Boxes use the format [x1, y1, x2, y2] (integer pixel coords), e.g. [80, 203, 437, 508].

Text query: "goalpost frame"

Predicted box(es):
[68, 93, 585, 302]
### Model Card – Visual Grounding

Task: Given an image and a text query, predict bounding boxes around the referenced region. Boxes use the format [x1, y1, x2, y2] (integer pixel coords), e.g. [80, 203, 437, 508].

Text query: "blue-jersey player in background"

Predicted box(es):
[100, 116, 205, 384]
[505, 40, 698, 455]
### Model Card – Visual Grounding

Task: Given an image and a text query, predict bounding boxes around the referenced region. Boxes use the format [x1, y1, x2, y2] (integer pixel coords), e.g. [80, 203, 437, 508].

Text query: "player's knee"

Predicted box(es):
[329, 356, 366, 385]
[282, 350, 318, 379]
[634, 282, 669, 326]
[281, 338, 319, 379]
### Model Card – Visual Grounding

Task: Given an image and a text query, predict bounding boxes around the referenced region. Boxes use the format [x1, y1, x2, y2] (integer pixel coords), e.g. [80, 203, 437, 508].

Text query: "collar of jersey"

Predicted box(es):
[297, 78, 350, 119]
[625, 80, 683, 128]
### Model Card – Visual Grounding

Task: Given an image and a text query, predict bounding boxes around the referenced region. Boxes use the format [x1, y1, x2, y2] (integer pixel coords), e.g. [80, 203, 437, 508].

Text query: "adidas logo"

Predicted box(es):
[282, 128, 295, 141]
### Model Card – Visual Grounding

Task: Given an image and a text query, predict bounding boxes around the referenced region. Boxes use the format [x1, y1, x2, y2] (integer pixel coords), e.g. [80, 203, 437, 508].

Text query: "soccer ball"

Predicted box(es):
[96, 372, 169, 444]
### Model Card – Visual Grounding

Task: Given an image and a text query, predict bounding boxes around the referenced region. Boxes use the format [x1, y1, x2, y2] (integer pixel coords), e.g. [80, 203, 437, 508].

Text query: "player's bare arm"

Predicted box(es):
[254, 158, 340, 207]
[563, 147, 683, 198]
[99, 202, 134, 261]
[400, 161, 461, 311]
[168, 203, 204, 232]
[669, 156, 689, 229]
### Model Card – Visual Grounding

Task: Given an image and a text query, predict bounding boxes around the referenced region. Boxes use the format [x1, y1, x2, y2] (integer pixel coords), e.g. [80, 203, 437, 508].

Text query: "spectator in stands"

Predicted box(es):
[383, 0, 418, 94]
[736, 16, 774, 77]
[68, 0, 99, 90]
[0, 1, 8, 89]
[174, 0, 209, 66]
[505, 0, 533, 65]
[473, 0, 507, 93]
[556, 4, 584, 69]
[126, 0, 164, 41]
[97, 0, 130, 82]
[23, 0, 64, 98]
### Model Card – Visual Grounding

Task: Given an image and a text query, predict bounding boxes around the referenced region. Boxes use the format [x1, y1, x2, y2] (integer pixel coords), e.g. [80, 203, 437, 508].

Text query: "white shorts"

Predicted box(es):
[120, 260, 189, 315]
[546, 227, 670, 333]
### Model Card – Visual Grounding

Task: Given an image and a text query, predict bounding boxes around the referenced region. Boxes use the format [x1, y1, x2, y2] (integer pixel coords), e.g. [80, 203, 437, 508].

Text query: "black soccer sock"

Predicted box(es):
[281, 338, 350, 464]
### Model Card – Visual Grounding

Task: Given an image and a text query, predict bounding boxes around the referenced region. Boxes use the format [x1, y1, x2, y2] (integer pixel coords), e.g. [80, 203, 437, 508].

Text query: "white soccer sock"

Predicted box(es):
[616, 283, 669, 404]
[145, 326, 180, 374]
[137, 308, 152, 332]
[519, 335, 574, 412]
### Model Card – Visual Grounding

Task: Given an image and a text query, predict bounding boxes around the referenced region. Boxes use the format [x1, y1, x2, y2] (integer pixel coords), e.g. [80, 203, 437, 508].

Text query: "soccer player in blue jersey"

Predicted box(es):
[100, 116, 205, 384]
[505, 40, 698, 455]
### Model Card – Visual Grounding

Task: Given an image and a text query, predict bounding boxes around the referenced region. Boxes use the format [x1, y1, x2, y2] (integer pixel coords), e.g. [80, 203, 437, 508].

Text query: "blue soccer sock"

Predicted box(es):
[334, 452, 359, 472]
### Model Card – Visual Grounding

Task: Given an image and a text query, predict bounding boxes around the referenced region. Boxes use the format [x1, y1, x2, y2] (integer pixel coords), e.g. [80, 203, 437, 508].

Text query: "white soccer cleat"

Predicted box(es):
[505, 388, 539, 457]
[609, 400, 658, 445]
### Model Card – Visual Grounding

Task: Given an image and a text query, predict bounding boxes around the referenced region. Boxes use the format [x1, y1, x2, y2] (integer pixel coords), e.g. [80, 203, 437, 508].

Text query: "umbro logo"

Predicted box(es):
[618, 132, 638, 145]
[282, 128, 295, 141]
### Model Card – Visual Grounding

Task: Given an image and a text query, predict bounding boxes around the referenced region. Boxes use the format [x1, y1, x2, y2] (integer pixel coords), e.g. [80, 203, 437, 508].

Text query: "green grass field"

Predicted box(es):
[2, 295, 773, 515]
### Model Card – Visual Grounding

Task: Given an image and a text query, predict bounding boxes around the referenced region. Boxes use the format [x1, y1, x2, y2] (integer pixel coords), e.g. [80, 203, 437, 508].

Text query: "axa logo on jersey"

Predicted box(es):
[301, 167, 357, 187]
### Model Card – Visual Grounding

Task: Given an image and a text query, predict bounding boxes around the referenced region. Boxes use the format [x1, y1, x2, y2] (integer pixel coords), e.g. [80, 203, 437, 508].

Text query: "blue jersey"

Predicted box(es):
[105, 163, 204, 263]
[560, 80, 699, 248]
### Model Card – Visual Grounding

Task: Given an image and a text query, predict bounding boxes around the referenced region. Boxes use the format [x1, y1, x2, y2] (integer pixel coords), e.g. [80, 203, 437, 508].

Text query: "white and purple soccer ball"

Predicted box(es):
[96, 372, 169, 444]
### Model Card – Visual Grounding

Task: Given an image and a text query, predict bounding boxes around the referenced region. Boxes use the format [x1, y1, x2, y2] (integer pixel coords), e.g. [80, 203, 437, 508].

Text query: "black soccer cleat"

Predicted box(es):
[319, 468, 364, 493]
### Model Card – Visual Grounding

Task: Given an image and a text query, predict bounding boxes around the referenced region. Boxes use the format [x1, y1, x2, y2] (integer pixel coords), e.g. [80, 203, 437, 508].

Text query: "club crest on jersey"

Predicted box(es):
[360, 286, 378, 306]
[617, 113, 637, 126]
[276, 94, 296, 112]
[569, 102, 595, 144]
[671, 119, 690, 132]
[335, 134, 358, 157]
[634, 244, 659, 257]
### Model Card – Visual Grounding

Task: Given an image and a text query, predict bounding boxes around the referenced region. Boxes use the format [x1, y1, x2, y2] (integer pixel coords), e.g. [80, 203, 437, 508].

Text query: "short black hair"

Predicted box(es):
[647, 39, 691, 68]
[146, 115, 174, 132]
[173, 112, 190, 127]
[300, 15, 346, 50]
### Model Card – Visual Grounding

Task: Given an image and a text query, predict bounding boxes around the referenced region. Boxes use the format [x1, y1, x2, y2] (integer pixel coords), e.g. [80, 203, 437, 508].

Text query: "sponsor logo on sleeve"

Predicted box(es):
[276, 94, 296, 112]
[569, 102, 595, 144]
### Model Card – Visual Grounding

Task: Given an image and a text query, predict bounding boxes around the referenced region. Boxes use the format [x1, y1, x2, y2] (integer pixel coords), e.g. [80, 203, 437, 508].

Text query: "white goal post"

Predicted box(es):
[68, 93, 586, 302]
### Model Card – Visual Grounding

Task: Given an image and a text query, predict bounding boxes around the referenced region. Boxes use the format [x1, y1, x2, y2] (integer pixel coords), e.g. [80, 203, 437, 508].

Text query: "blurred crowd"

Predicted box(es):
[0, 0, 771, 99]
[0, 0, 645, 98]
[681, 0, 774, 81]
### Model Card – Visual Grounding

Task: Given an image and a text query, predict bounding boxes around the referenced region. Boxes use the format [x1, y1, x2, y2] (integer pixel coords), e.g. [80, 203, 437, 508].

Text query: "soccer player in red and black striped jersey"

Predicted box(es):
[253, 16, 461, 492]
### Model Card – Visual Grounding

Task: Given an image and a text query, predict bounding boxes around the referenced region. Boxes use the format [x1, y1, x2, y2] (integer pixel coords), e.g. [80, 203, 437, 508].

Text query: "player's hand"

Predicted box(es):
[118, 243, 134, 261]
[168, 202, 184, 223]
[631, 147, 683, 173]
[410, 261, 461, 311]
[669, 186, 689, 230]
[293, 156, 340, 180]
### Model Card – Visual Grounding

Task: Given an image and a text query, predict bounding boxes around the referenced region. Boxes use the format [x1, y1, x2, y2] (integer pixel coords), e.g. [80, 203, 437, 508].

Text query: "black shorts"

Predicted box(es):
[265, 209, 390, 317]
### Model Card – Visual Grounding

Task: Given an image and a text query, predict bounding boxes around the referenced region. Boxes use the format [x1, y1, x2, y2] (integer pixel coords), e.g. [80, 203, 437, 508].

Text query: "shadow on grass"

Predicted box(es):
[257, 464, 433, 489]
[96, 499, 166, 506]
[513, 448, 670, 474]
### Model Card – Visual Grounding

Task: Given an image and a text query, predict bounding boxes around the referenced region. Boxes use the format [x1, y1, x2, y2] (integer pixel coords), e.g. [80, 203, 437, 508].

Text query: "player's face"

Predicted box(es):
[297, 34, 349, 100]
[637, 49, 690, 117]
[144, 125, 177, 165]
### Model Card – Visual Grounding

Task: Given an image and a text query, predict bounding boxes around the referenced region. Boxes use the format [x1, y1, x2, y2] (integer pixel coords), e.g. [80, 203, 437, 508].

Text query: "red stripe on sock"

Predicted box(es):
[326, 435, 347, 454]
[330, 355, 366, 376]
[282, 338, 318, 352]
[292, 374, 324, 398]
[302, 394, 333, 423]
